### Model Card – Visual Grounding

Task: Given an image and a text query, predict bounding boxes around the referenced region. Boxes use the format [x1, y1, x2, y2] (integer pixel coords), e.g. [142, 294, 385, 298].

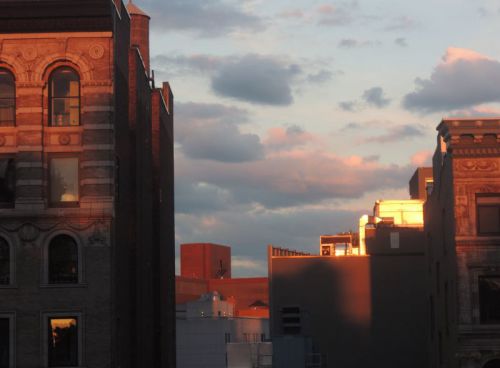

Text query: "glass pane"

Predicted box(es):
[478, 206, 500, 234]
[0, 159, 15, 204]
[51, 98, 79, 126]
[0, 238, 9, 285]
[51, 68, 79, 98]
[49, 235, 78, 284]
[479, 276, 500, 323]
[0, 70, 14, 99]
[0, 318, 8, 368]
[0, 99, 14, 126]
[50, 158, 79, 203]
[48, 318, 78, 367]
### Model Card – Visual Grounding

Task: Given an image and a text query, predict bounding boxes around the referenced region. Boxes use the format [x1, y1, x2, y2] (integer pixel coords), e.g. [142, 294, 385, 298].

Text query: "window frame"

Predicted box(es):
[476, 194, 500, 236]
[48, 67, 81, 127]
[0, 157, 15, 209]
[41, 232, 84, 288]
[0, 313, 16, 368]
[48, 155, 80, 208]
[0, 235, 15, 288]
[478, 275, 500, 325]
[41, 311, 84, 368]
[0, 68, 16, 127]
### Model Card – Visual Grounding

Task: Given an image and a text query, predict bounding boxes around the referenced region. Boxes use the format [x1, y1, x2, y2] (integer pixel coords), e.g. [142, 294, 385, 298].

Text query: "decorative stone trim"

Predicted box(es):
[82, 106, 114, 113]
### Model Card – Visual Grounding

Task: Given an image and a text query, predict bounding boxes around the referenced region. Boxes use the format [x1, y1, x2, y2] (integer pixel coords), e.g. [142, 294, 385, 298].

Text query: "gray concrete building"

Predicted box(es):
[0, 0, 175, 367]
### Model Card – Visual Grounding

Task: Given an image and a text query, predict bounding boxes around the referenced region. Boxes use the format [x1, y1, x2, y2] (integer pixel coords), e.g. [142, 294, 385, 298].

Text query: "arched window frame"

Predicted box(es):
[42, 231, 84, 286]
[48, 66, 81, 127]
[0, 67, 15, 127]
[0, 234, 15, 288]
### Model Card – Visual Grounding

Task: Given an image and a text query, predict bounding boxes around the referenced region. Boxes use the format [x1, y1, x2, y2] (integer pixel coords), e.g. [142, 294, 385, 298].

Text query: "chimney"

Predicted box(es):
[127, 0, 151, 74]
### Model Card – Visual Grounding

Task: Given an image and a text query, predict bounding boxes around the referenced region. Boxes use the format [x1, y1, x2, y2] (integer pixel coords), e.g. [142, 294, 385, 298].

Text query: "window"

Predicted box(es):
[0, 159, 15, 206]
[0, 69, 15, 127]
[48, 235, 78, 284]
[0, 238, 9, 285]
[48, 317, 78, 367]
[49, 67, 80, 126]
[49, 158, 79, 206]
[477, 195, 500, 235]
[479, 276, 500, 324]
[281, 306, 301, 335]
[0, 315, 14, 368]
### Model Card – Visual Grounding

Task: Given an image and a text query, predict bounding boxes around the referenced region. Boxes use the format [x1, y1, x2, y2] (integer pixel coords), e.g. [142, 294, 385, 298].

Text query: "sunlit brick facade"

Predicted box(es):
[0, 0, 175, 367]
[426, 119, 500, 368]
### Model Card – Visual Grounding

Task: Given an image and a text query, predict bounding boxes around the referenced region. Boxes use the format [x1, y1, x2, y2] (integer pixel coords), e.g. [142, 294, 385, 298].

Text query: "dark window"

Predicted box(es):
[281, 306, 301, 335]
[0, 159, 15, 206]
[0, 318, 9, 368]
[48, 317, 78, 367]
[49, 67, 80, 126]
[477, 195, 500, 235]
[49, 158, 79, 205]
[479, 276, 500, 324]
[49, 235, 78, 284]
[0, 238, 9, 285]
[0, 69, 15, 127]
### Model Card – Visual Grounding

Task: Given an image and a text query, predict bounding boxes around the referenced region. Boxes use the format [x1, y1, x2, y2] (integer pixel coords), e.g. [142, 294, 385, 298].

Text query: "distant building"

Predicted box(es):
[0, 1, 175, 367]
[176, 243, 269, 318]
[409, 167, 434, 200]
[176, 292, 270, 368]
[426, 119, 500, 368]
[269, 190, 428, 367]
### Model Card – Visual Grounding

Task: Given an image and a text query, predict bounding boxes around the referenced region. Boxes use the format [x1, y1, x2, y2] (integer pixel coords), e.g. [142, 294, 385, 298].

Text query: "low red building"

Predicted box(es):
[176, 243, 269, 318]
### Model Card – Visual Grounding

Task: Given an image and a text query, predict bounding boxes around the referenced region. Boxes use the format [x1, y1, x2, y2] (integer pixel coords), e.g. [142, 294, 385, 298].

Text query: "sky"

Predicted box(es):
[135, 0, 500, 276]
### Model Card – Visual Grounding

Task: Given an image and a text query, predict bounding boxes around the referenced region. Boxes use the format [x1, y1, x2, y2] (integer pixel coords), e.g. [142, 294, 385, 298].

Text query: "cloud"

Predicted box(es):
[365, 124, 425, 143]
[362, 87, 391, 108]
[211, 54, 301, 105]
[139, 0, 264, 37]
[177, 150, 414, 209]
[176, 102, 264, 162]
[317, 1, 359, 26]
[151, 54, 221, 76]
[394, 37, 407, 47]
[410, 150, 433, 166]
[264, 126, 316, 151]
[403, 47, 500, 113]
[338, 38, 380, 49]
[447, 105, 500, 118]
[383, 16, 419, 31]
[231, 256, 267, 274]
[338, 101, 359, 112]
[278, 9, 305, 19]
[307, 69, 333, 84]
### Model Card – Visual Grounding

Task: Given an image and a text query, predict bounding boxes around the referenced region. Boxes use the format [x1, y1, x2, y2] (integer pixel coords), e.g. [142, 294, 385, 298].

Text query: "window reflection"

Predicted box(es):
[0, 238, 9, 285]
[50, 158, 79, 204]
[0, 69, 15, 127]
[49, 235, 78, 284]
[48, 318, 78, 367]
[50, 67, 80, 126]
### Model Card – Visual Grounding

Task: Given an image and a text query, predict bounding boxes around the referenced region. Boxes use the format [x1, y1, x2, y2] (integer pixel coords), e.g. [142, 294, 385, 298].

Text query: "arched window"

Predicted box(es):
[0, 69, 15, 126]
[49, 67, 80, 126]
[0, 237, 10, 285]
[48, 235, 78, 284]
[0, 159, 15, 206]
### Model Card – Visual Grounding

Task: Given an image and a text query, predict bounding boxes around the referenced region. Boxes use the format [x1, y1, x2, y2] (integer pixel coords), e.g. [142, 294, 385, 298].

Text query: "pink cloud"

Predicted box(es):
[318, 4, 335, 14]
[411, 150, 433, 166]
[264, 126, 316, 151]
[442, 47, 491, 65]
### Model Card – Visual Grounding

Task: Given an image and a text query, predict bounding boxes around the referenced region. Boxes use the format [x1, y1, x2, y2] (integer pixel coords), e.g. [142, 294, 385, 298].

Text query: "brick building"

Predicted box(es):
[176, 243, 269, 318]
[0, 1, 175, 367]
[426, 119, 500, 368]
